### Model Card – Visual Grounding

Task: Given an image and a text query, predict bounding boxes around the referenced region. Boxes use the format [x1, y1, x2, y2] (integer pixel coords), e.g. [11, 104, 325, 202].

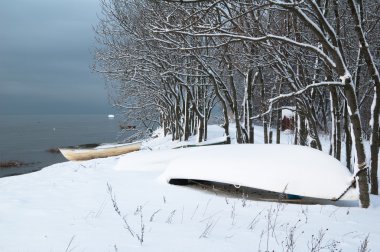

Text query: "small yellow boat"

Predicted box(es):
[59, 141, 142, 161]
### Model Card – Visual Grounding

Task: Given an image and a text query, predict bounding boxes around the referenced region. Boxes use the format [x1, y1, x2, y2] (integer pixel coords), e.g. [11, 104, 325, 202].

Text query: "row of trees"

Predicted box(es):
[94, 0, 379, 208]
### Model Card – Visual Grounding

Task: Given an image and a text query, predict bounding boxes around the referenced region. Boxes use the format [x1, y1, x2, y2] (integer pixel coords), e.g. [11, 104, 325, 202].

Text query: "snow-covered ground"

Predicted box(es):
[0, 125, 379, 251]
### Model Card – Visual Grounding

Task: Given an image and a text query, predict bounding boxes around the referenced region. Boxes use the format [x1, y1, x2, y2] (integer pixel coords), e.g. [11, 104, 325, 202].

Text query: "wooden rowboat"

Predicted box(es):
[59, 141, 142, 161]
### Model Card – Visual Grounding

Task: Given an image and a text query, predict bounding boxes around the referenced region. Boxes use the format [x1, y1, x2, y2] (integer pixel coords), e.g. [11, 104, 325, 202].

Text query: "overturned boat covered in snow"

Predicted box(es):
[59, 141, 142, 161]
[162, 144, 358, 202]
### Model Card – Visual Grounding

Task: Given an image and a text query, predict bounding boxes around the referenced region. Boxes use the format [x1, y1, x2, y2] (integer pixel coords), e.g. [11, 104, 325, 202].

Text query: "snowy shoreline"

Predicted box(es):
[1, 125, 379, 251]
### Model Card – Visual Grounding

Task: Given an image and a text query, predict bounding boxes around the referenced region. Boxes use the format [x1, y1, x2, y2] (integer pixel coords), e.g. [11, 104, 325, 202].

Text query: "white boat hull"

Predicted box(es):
[59, 142, 142, 161]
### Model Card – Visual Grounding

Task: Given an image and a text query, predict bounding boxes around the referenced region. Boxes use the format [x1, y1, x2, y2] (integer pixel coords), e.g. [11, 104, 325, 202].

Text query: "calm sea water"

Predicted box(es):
[0, 114, 122, 178]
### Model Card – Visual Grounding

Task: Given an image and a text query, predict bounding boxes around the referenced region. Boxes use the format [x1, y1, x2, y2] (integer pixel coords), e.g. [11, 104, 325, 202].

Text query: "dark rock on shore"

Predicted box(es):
[0, 161, 27, 169]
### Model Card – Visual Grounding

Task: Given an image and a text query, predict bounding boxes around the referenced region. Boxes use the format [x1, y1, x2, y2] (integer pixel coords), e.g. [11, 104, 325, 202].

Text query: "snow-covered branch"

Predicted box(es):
[268, 82, 344, 104]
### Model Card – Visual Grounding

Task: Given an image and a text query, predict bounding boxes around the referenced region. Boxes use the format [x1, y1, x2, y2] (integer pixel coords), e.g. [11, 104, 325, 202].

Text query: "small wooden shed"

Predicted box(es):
[281, 107, 295, 131]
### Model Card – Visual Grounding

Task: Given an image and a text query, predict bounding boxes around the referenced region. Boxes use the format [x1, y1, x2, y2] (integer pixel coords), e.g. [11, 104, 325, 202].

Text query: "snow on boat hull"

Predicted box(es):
[172, 136, 228, 149]
[162, 144, 358, 201]
[59, 142, 142, 161]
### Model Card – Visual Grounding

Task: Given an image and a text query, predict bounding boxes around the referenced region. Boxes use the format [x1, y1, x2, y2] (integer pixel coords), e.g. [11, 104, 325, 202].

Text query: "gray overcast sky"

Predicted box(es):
[0, 0, 113, 114]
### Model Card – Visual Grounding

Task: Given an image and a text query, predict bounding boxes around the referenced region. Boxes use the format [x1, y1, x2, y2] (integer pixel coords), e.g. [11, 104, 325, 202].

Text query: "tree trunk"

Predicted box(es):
[269, 131, 273, 144]
[370, 84, 379, 194]
[298, 111, 308, 146]
[227, 62, 244, 143]
[344, 102, 353, 172]
[175, 99, 181, 141]
[306, 107, 322, 150]
[348, 0, 380, 196]
[259, 68, 269, 144]
[344, 79, 370, 208]
[294, 109, 298, 145]
[245, 69, 255, 143]
[336, 105, 342, 161]
[204, 105, 208, 141]
[212, 78, 230, 144]
[275, 80, 283, 144]
[319, 91, 329, 133]
[330, 87, 341, 160]
[276, 109, 282, 144]
[183, 86, 191, 141]
[197, 117, 204, 143]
